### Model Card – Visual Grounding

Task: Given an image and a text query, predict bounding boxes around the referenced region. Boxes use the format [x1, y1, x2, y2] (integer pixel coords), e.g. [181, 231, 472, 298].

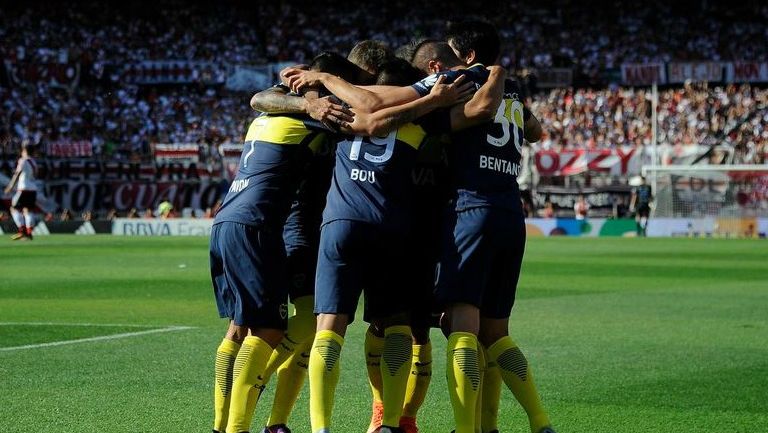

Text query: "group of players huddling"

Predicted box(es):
[209, 19, 556, 433]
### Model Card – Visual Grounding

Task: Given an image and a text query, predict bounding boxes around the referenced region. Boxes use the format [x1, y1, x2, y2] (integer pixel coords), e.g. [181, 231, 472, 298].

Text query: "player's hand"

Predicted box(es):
[284, 70, 327, 93]
[279, 64, 308, 86]
[429, 74, 476, 107]
[306, 96, 355, 127]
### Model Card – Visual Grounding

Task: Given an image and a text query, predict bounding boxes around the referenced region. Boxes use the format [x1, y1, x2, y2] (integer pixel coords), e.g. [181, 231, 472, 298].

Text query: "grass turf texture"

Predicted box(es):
[0, 236, 766, 433]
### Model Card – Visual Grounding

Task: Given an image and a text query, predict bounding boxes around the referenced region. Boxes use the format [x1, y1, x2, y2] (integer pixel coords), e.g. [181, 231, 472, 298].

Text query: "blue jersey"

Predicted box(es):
[283, 138, 336, 251]
[322, 118, 443, 232]
[412, 64, 526, 213]
[634, 184, 652, 206]
[214, 114, 330, 230]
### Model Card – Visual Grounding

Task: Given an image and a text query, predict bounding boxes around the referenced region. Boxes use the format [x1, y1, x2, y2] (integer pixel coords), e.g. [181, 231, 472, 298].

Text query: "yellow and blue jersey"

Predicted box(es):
[322, 117, 443, 232]
[413, 64, 526, 213]
[214, 114, 332, 230]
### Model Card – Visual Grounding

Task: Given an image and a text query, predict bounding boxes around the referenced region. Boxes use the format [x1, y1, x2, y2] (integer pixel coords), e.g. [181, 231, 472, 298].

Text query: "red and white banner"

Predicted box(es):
[154, 143, 200, 163]
[668, 62, 723, 83]
[621, 63, 666, 85]
[534, 147, 641, 176]
[46, 140, 93, 158]
[725, 62, 768, 83]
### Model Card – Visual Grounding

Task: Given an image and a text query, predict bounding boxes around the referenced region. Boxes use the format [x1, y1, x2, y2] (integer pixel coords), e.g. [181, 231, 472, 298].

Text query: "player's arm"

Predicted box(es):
[249, 86, 355, 125]
[283, 69, 422, 113]
[524, 109, 543, 143]
[340, 75, 474, 136]
[448, 66, 507, 131]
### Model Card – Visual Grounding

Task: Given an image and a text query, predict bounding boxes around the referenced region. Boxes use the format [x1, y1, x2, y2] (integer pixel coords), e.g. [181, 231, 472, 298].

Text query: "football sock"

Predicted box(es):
[381, 325, 413, 427]
[227, 336, 272, 433]
[309, 330, 344, 433]
[23, 212, 34, 231]
[214, 339, 240, 433]
[402, 341, 432, 418]
[480, 345, 502, 433]
[475, 344, 486, 433]
[11, 209, 24, 233]
[365, 329, 385, 432]
[264, 296, 315, 380]
[267, 337, 312, 426]
[487, 337, 550, 433]
[446, 332, 480, 433]
[365, 329, 385, 404]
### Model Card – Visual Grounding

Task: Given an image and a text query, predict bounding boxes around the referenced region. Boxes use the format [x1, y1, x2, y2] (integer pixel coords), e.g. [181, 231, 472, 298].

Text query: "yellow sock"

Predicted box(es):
[214, 339, 240, 433]
[487, 337, 550, 432]
[365, 329, 385, 404]
[402, 341, 432, 418]
[227, 336, 272, 433]
[309, 330, 344, 433]
[381, 325, 413, 427]
[264, 296, 316, 380]
[446, 332, 480, 433]
[267, 337, 312, 426]
[475, 344, 486, 433]
[481, 345, 502, 433]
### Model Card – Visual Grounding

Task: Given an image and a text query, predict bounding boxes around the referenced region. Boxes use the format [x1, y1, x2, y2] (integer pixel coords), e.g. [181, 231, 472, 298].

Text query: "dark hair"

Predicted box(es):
[411, 41, 462, 72]
[375, 58, 425, 86]
[445, 19, 500, 65]
[395, 38, 439, 63]
[309, 51, 368, 84]
[347, 40, 393, 75]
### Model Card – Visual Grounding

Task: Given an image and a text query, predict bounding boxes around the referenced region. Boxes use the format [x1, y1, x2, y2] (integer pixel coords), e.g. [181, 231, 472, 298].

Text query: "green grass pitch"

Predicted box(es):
[1, 236, 766, 433]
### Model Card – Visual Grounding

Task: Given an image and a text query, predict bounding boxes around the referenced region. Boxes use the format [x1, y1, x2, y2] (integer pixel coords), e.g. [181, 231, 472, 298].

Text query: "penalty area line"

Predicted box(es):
[0, 326, 195, 352]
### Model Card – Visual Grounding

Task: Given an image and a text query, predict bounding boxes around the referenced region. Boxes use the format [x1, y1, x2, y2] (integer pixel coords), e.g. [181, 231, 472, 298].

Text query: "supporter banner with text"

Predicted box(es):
[621, 63, 666, 85]
[668, 62, 723, 83]
[1, 158, 227, 212]
[724, 62, 768, 83]
[153, 143, 200, 163]
[46, 140, 94, 158]
[533, 147, 642, 176]
[121, 61, 227, 84]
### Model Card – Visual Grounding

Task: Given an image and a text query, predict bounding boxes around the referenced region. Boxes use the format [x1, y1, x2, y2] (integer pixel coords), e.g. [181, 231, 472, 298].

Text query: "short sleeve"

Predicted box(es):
[410, 70, 465, 97]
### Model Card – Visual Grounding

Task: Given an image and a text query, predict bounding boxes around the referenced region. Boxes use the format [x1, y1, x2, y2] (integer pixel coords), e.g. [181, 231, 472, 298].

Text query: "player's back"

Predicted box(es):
[214, 114, 328, 230]
[449, 76, 525, 212]
[323, 121, 433, 232]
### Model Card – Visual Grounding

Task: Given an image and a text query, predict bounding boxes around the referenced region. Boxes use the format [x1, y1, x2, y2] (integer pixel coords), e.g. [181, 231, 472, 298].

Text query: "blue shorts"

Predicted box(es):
[435, 207, 526, 319]
[315, 220, 408, 323]
[283, 204, 322, 301]
[210, 222, 289, 329]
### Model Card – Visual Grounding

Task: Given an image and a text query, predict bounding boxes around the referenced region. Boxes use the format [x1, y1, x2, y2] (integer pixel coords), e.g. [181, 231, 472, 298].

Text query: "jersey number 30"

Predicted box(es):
[486, 99, 524, 154]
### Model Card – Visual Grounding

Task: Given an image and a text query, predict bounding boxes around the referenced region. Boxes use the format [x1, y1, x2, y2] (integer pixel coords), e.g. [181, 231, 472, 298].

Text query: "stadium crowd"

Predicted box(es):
[1, 1, 767, 165]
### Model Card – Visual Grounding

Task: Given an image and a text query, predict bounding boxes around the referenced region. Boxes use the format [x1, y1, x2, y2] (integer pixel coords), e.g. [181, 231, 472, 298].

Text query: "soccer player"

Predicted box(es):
[210, 52, 364, 433]
[4, 142, 39, 241]
[630, 176, 653, 236]
[347, 39, 395, 81]
[308, 62, 504, 433]
[413, 23, 556, 433]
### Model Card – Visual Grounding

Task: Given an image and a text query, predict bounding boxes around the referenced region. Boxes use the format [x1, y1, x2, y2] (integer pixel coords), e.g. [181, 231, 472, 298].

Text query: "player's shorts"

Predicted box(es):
[11, 190, 37, 209]
[435, 206, 526, 319]
[285, 243, 319, 301]
[314, 219, 408, 323]
[637, 204, 650, 218]
[406, 210, 443, 329]
[210, 221, 289, 329]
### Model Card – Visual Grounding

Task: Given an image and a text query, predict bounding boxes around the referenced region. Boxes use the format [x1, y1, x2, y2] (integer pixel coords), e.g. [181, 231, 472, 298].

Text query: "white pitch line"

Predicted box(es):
[0, 326, 194, 352]
[0, 322, 163, 328]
